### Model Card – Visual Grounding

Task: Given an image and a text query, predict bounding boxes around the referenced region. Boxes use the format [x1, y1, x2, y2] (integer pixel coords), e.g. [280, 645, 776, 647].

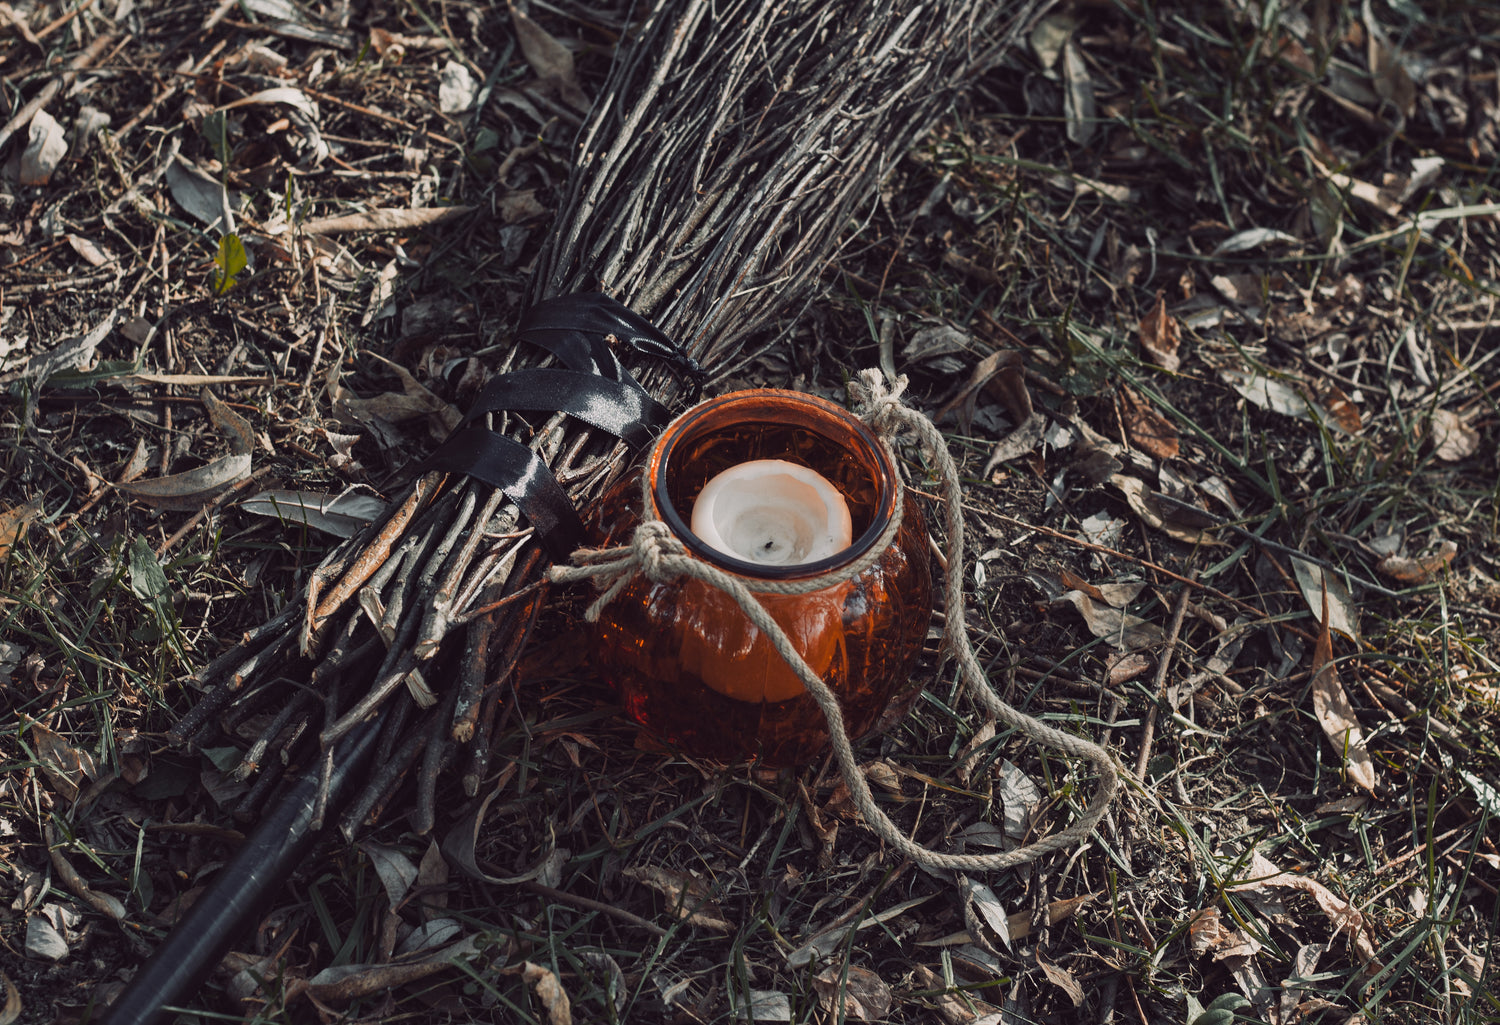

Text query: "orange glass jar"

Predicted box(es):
[589, 389, 932, 766]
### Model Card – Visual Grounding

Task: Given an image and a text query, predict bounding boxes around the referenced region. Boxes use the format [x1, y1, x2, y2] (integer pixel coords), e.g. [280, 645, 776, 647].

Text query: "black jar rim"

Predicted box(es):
[651, 389, 898, 581]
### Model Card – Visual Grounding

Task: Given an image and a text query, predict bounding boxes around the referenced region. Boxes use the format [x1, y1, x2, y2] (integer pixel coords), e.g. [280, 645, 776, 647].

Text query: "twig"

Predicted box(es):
[1133, 587, 1191, 781]
[521, 880, 669, 937]
[992, 513, 1316, 643]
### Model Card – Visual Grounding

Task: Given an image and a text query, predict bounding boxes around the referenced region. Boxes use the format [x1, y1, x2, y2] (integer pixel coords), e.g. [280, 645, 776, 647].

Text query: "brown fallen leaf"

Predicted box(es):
[1312, 380, 1361, 433]
[1377, 541, 1457, 584]
[300, 206, 475, 235]
[1037, 951, 1085, 1007]
[1109, 474, 1221, 546]
[1139, 289, 1181, 371]
[1229, 852, 1380, 966]
[333, 353, 461, 433]
[1186, 907, 1262, 960]
[28, 721, 97, 802]
[935, 350, 1030, 435]
[201, 387, 256, 455]
[622, 865, 734, 933]
[522, 962, 573, 1025]
[1052, 590, 1163, 650]
[1310, 583, 1377, 793]
[508, 1, 590, 112]
[813, 963, 893, 1021]
[0, 968, 20, 1025]
[1106, 651, 1153, 685]
[1118, 384, 1180, 459]
[0, 500, 42, 560]
[117, 453, 253, 511]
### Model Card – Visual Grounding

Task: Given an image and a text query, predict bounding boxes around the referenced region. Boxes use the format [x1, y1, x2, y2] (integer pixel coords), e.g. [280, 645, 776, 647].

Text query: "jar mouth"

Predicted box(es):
[652, 389, 898, 581]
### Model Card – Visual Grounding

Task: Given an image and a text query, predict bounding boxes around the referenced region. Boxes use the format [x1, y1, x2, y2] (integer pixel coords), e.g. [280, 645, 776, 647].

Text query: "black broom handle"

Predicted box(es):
[99, 715, 384, 1025]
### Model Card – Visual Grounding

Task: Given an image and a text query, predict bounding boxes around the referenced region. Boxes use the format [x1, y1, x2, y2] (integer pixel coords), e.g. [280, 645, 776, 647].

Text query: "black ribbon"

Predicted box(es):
[423, 293, 690, 557]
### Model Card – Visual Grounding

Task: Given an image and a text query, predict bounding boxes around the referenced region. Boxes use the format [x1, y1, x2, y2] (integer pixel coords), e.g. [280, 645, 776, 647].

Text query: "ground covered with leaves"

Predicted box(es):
[2, 1, 1499, 1023]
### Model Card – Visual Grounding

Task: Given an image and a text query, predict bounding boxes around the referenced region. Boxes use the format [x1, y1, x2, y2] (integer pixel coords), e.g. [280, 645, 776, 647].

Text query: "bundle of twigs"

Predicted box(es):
[173, 0, 1043, 838]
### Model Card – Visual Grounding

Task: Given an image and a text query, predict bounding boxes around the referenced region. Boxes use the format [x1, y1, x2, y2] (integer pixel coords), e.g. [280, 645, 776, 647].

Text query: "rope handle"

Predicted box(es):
[550, 369, 1120, 873]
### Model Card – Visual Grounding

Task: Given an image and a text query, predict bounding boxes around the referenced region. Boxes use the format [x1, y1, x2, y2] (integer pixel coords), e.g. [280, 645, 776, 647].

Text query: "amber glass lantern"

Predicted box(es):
[588, 389, 932, 766]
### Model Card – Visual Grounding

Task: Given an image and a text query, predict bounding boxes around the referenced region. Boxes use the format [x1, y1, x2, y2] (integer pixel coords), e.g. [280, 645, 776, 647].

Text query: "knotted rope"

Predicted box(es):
[550, 369, 1121, 873]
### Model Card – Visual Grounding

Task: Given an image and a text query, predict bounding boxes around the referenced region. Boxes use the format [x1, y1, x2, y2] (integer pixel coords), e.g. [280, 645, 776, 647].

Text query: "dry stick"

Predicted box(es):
[156, 465, 277, 558]
[0, 32, 117, 150]
[521, 881, 668, 937]
[307, 473, 444, 647]
[464, 582, 547, 796]
[413, 686, 460, 836]
[1132, 587, 1192, 782]
[991, 513, 1317, 644]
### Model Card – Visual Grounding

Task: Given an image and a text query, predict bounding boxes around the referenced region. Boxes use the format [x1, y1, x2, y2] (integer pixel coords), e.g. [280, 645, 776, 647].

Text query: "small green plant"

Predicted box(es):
[1189, 992, 1251, 1025]
[212, 232, 248, 295]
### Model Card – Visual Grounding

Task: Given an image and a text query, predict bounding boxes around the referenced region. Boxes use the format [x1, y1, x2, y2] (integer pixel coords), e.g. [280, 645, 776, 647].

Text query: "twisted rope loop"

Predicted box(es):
[550, 369, 1121, 873]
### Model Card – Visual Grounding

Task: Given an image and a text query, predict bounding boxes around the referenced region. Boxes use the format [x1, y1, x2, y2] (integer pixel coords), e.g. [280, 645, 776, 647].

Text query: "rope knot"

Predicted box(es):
[630, 518, 687, 582]
[850, 368, 912, 441]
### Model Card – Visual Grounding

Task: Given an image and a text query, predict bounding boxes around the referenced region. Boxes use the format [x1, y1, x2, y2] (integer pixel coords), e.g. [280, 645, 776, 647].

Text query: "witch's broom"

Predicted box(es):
[100, 2, 1045, 1021]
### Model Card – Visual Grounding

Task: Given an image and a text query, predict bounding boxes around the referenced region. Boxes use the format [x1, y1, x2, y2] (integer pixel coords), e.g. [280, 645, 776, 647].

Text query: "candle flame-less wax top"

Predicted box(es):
[690, 459, 853, 566]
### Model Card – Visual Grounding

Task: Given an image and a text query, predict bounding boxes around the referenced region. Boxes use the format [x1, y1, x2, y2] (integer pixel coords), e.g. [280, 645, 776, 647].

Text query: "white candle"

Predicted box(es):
[690, 459, 853, 566]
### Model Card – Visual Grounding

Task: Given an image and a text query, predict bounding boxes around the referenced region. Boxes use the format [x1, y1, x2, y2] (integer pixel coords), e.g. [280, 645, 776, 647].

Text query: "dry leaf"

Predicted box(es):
[0, 500, 42, 560]
[1061, 39, 1095, 147]
[241, 490, 387, 538]
[1037, 952, 1085, 1007]
[955, 720, 995, 785]
[20, 109, 66, 185]
[201, 388, 255, 455]
[117, 454, 252, 510]
[302, 936, 479, 1002]
[622, 866, 733, 933]
[936, 350, 1030, 434]
[959, 875, 1013, 953]
[1376, 541, 1457, 584]
[25, 913, 69, 961]
[1311, 381, 1361, 433]
[1186, 907, 1263, 959]
[1290, 557, 1359, 643]
[1230, 852, 1379, 965]
[442, 789, 569, 886]
[165, 157, 240, 230]
[28, 721, 97, 801]
[334, 353, 461, 432]
[982, 411, 1047, 476]
[998, 760, 1042, 840]
[508, 1, 589, 111]
[732, 990, 793, 1022]
[1053, 590, 1164, 650]
[1139, 290, 1181, 371]
[1109, 474, 1221, 546]
[0, 969, 20, 1025]
[497, 189, 547, 223]
[1310, 583, 1377, 793]
[812, 964, 893, 1021]
[301, 206, 475, 235]
[1220, 366, 1309, 419]
[1428, 409, 1479, 461]
[1118, 385, 1179, 459]
[1107, 651, 1152, 684]
[65, 233, 115, 267]
[360, 841, 418, 908]
[521, 962, 572, 1025]
[1212, 226, 1301, 256]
